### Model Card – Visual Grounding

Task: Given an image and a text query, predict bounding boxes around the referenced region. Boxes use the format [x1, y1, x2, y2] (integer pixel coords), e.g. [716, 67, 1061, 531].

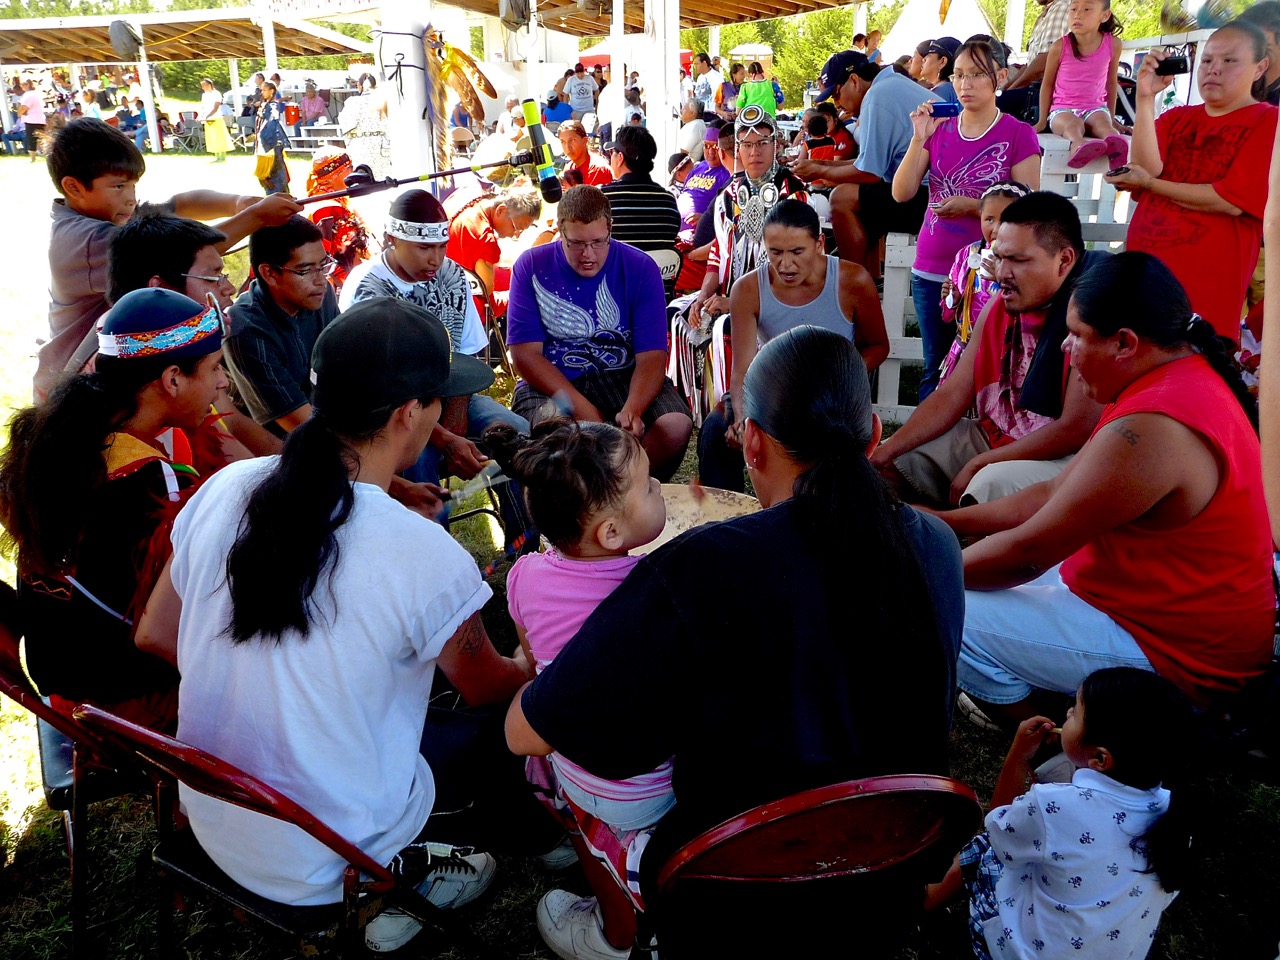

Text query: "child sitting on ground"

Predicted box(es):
[1036, 0, 1129, 169]
[938, 180, 1031, 385]
[34, 117, 300, 400]
[928, 667, 1192, 960]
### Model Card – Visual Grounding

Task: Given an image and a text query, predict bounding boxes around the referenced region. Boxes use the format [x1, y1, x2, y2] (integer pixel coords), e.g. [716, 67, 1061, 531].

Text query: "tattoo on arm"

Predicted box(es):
[454, 612, 488, 657]
[1110, 423, 1140, 447]
[440, 396, 469, 436]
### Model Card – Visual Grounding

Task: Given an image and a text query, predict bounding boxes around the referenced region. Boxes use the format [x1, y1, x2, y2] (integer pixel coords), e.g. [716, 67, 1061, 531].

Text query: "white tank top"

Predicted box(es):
[755, 255, 852, 344]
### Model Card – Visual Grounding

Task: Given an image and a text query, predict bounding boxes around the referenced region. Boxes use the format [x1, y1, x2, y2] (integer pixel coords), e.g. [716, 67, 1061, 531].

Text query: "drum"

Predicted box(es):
[630, 484, 761, 556]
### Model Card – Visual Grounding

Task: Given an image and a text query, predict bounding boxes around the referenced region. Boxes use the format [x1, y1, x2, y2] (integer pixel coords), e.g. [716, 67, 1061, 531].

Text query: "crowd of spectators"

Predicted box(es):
[5, 7, 1280, 959]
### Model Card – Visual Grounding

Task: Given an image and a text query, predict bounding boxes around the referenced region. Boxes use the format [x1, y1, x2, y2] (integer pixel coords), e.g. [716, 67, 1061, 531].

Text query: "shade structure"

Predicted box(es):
[879, 0, 996, 62]
[576, 38, 692, 71]
[0, 9, 370, 65]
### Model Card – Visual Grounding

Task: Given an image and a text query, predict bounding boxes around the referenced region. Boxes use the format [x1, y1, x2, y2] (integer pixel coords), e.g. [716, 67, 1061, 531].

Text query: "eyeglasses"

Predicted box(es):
[952, 72, 993, 85]
[182, 271, 233, 285]
[563, 237, 610, 252]
[735, 138, 773, 152]
[274, 255, 336, 278]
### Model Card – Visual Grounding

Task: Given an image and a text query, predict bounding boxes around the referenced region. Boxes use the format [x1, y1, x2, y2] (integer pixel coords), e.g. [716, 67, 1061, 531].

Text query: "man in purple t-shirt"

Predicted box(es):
[508, 185, 693, 480]
[677, 125, 733, 240]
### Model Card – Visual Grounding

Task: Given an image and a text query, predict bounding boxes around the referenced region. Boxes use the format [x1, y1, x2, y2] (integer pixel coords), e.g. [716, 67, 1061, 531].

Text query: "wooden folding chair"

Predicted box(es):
[639, 774, 982, 959]
[0, 590, 148, 958]
[73, 704, 497, 958]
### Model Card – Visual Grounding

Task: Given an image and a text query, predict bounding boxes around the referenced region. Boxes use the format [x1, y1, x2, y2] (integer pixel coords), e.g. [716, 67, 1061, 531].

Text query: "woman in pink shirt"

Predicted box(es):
[893, 39, 1041, 400]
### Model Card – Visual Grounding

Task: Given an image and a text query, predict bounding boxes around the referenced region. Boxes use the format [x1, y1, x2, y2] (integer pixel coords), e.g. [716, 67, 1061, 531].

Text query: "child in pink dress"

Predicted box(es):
[938, 180, 1030, 385]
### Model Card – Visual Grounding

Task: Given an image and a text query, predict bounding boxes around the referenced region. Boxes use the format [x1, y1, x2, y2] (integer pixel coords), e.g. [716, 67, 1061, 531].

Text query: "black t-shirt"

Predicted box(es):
[522, 499, 963, 845]
[20, 460, 183, 702]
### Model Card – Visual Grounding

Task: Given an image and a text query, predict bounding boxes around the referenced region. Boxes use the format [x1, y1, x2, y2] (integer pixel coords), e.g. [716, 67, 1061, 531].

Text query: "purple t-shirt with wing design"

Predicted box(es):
[506, 239, 668, 380]
[914, 113, 1040, 277]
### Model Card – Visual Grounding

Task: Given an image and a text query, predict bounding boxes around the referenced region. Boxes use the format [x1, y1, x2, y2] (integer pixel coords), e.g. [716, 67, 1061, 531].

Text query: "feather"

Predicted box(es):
[939, 0, 952, 22]
[445, 43, 497, 99]
[423, 28, 451, 180]
[443, 64, 486, 122]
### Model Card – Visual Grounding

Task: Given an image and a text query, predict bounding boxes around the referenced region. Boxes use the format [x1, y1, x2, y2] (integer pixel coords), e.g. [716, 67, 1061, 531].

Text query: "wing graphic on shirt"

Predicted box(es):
[532, 273, 597, 340]
[926, 141, 1012, 234]
[935, 142, 1011, 203]
[594, 280, 621, 332]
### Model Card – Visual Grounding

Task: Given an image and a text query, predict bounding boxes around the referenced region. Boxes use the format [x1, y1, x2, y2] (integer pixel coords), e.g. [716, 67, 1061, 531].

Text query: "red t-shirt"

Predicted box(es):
[447, 202, 501, 275]
[832, 124, 855, 162]
[575, 151, 615, 186]
[1060, 355, 1275, 704]
[1127, 102, 1278, 340]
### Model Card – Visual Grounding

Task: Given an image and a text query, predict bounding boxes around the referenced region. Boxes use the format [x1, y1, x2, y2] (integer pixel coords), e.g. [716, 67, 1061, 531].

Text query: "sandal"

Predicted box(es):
[1067, 139, 1109, 169]
[1104, 134, 1129, 168]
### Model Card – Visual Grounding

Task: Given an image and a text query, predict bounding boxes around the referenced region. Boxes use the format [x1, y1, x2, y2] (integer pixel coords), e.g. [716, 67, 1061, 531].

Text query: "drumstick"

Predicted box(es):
[1050, 727, 1063, 736]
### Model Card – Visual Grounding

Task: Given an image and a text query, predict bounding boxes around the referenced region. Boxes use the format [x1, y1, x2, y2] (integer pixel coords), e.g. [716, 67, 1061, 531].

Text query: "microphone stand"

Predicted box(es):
[300, 152, 538, 206]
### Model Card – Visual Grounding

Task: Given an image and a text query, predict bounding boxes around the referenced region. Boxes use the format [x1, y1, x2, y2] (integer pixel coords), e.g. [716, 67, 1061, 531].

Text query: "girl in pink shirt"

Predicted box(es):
[1036, 0, 1128, 168]
[484, 417, 673, 831]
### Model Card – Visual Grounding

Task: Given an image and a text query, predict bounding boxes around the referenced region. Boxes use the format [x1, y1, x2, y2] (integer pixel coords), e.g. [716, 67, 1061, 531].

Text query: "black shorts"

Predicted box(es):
[856, 180, 929, 242]
[513, 366, 691, 428]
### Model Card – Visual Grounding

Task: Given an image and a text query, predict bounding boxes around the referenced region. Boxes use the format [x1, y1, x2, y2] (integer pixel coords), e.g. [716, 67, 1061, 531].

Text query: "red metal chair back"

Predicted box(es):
[73, 703, 394, 886]
[656, 774, 981, 894]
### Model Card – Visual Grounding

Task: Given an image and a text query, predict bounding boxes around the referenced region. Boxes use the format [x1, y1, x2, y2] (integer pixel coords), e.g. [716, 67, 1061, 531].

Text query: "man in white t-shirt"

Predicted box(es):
[139, 298, 539, 953]
[566, 62, 599, 119]
[339, 189, 531, 536]
[692, 52, 724, 108]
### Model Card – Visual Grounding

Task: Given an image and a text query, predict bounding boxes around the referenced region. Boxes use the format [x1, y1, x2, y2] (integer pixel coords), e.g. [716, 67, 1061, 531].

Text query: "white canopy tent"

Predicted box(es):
[879, 0, 997, 63]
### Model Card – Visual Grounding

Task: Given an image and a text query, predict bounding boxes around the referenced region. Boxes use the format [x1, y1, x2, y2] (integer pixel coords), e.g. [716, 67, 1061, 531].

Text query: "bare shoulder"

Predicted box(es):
[837, 258, 875, 290]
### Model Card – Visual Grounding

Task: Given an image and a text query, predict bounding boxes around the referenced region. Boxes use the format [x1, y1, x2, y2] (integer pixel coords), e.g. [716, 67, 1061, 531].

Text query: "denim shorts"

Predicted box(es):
[959, 566, 1153, 704]
[558, 779, 677, 833]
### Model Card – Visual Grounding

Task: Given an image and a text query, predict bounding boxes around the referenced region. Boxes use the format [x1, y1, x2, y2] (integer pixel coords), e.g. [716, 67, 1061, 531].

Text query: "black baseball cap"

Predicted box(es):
[816, 50, 880, 102]
[310, 298, 494, 413]
[926, 37, 962, 61]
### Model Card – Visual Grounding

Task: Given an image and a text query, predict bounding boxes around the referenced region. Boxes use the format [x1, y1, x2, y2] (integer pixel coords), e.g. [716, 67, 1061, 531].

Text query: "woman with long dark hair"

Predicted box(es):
[135, 299, 540, 952]
[507, 325, 964, 959]
[0, 289, 227, 730]
[940, 251, 1274, 720]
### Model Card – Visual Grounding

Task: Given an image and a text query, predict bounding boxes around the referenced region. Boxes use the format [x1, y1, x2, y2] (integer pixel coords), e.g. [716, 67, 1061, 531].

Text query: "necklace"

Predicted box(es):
[957, 108, 1001, 142]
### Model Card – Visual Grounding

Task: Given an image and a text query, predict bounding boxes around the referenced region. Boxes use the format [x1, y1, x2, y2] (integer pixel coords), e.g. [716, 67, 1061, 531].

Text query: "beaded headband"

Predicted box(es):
[98, 302, 223, 359]
[387, 217, 449, 243]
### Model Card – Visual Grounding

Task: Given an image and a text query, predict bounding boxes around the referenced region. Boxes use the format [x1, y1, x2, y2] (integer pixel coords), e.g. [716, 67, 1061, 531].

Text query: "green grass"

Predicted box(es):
[1, 155, 1279, 959]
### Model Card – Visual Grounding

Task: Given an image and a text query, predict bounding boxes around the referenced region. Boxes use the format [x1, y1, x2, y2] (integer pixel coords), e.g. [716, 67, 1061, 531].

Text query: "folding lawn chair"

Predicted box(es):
[0, 591, 149, 958]
[73, 703, 500, 958]
[637, 774, 982, 959]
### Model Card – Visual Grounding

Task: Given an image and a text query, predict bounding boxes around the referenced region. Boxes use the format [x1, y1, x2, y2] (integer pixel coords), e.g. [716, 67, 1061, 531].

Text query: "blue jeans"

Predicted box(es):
[406, 394, 531, 541]
[696, 405, 745, 493]
[133, 125, 149, 152]
[911, 274, 949, 402]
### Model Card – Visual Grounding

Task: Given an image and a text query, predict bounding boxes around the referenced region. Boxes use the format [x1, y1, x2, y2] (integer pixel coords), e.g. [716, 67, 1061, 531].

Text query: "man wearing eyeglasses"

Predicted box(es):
[507, 186, 693, 481]
[224, 215, 340, 439]
[107, 208, 282, 458]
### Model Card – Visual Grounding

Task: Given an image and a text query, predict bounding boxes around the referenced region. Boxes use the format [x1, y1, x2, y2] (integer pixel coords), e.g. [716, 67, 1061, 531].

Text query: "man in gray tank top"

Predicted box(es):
[697, 199, 888, 492]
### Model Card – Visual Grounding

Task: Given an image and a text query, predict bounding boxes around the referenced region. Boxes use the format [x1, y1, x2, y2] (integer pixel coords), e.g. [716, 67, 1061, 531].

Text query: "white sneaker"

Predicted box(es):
[537, 834, 580, 871]
[536, 890, 630, 960]
[364, 850, 497, 952]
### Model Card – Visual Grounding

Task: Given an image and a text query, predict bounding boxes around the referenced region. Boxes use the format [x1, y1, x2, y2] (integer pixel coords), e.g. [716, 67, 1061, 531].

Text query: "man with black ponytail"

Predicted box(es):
[507, 326, 963, 957]
[135, 298, 541, 952]
[941, 252, 1275, 718]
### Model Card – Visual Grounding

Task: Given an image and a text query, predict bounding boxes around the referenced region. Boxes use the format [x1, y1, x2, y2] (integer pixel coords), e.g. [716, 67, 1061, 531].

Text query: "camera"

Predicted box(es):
[1154, 45, 1190, 76]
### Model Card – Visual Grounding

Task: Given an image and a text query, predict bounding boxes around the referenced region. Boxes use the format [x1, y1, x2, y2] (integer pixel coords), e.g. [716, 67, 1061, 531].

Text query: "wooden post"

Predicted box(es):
[381, 0, 435, 183]
[135, 24, 161, 154]
[229, 57, 243, 116]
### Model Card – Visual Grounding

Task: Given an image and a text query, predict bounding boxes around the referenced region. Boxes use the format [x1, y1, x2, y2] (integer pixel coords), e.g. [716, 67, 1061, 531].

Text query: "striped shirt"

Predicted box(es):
[600, 173, 680, 253]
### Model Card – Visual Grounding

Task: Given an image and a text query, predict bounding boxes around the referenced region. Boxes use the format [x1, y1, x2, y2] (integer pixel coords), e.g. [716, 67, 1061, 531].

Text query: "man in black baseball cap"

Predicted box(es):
[310, 296, 494, 415]
[791, 48, 937, 278]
